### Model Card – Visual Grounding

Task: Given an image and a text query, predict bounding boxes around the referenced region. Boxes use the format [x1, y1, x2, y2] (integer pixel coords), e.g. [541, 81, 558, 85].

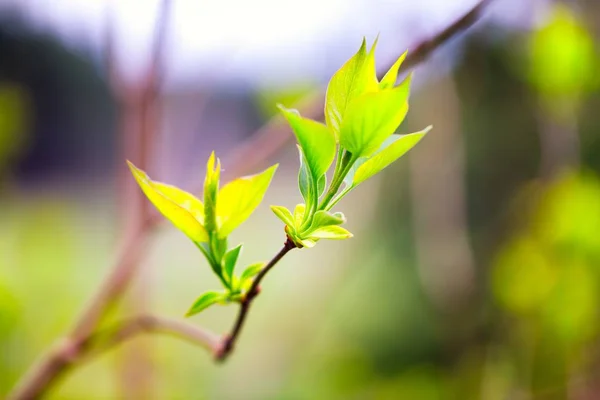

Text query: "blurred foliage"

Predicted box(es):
[0, 83, 30, 176]
[527, 4, 599, 120]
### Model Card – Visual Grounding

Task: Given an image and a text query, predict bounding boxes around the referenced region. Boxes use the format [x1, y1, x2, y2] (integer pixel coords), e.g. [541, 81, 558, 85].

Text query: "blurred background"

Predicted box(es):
[2, 0, 600, 398]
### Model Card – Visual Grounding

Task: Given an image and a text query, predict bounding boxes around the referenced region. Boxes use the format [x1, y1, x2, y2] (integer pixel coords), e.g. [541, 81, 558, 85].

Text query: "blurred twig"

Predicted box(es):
[7, 1, 494, 398]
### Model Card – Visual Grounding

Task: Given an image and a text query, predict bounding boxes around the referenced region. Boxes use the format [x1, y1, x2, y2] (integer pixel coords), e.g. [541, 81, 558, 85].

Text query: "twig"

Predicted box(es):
[88, 315, 221, 357]
[216, 237, 297, 361]
[7, 1, 494, 397]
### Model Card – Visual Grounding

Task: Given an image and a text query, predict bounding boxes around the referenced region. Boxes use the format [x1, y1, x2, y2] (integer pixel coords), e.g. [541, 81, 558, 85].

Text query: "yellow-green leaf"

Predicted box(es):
[325, 38, 379, 139]
[353, 127, 430, 186]
[309, 225, 353, 240]
[271, 205, 295, 227]
[127, 161, 208, 243]
[379, 50, 407, 90]
[340, 74, 412, 157]
[216, 164, 278, 237]
[204, 152, 220, 232]
[185, 291, 228, 317]
[278, 105, 336, 178]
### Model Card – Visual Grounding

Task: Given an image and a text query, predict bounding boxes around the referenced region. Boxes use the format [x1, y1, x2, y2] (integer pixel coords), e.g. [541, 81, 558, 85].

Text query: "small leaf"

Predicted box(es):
[239, 262, 265, 291]
[186, 291, 228, 317]
[278, 105, 336, 178]
[353, 127, 430, 186]
[222, 244, 243, 283]
[325, 38, 378, 139]
[317, 174, 327, 197]
[340, 74, 412, 158]
[306, 210, 346, 233]
[379, 50, 407, 90]
[216, 164, 278, 237]
[271, 205, 295, 227]
[309, 225, 353, 240]
[297, 147, 315, 215]
[203, 152, 221, 232]
[127, 161, 208, 243]
[293, 204, 306, 228]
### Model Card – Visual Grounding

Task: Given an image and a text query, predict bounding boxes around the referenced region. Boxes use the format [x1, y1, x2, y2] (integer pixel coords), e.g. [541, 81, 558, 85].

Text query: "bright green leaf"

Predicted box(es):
[297, 147, 316, 215]
[293, 204, 306, 227]
[278, 105, 336, 178]
[185, 291, 228, 317]
[203, 152, 220, 232]
[317, 174, 327, 197]
[271, 205, 295, 227]
[325, 38, 379, 138]
[222, 244, 243, 283]
[306, 210, 346, 233]
[379, 51, 407, 90]
[239, 262, 265, 291]
[309, 225, 353, 240]
[216, 164, 278, 237]
[127, 161, 208, 243]
[340, 74, 412, 157]
[353, 127, 430, 186]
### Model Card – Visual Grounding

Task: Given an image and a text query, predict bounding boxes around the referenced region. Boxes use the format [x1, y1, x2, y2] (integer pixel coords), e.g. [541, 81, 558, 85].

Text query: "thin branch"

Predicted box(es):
[7, 1, 494, 397]
[216, 237, 297, 361]
[88, 315, 221, 358]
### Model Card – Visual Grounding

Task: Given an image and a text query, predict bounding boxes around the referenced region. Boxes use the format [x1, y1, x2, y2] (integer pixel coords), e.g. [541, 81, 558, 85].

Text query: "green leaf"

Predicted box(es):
[185, 291, 228, 317]
[127, 161, 209, 243]
[353, 127, 430, 186]
[222, 244, 243, 283]
[325, 38, 378, 139]
[297, 147, 316, 215]
[271, 205, 295, 227]
[216, 164, 278, 237]
[238, 262, 265, 291]
[203, 152, 220, 232]
[340, 74, 412, 158]
[278, 105, 336, 178]
[317, 174, 327, 198]
[309, 225, 353, 240]
[306, 210, 346, 233]
[293, 204, 306, 227]
[379, 50, 407, 90]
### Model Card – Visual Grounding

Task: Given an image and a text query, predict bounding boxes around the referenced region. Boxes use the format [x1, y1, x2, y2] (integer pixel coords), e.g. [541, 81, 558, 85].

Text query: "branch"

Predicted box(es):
[8, 1, 494, 397]
[216, 237, 297, 361]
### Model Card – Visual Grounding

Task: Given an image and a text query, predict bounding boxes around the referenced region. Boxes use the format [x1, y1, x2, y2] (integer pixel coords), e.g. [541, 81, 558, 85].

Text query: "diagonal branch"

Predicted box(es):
[7, 1, 495, 398]
[216, 237, 297, 361]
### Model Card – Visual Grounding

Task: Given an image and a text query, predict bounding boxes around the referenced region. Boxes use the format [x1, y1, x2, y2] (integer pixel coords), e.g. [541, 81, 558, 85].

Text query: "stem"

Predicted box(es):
[215, 237, 296, 361]
[318, 152, 356, 211]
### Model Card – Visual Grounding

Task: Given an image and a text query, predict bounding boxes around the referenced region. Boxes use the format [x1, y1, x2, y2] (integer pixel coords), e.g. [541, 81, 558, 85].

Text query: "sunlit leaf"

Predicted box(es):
[317, 174, 327, 197]
[278, 105, 336, 178]
[293, 204, 306, 227]
[216, 164, 278, 237]
[270, 205, 295, 227]
[185, 291, 228, 317]
[379, 51, 407, 90]
[353, 127, 429, 186]
[325, 38, 378, 139]
[222, 244, 243, 283]
[340, 75, 412, 157]
[239, 262, 265, 291]
[297, 147, 316, 214]
[127, 161, 208, 243]
[203, 152, 220, 232]
[306, 210, 346, 233]
[309, 225, 353, 240]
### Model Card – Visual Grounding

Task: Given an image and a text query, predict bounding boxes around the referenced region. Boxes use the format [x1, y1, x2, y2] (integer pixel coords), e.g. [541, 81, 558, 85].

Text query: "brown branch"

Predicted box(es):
[216, 237, 297, 361]
[7, 1, 494, 397]
[8, 315, 218, 400]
